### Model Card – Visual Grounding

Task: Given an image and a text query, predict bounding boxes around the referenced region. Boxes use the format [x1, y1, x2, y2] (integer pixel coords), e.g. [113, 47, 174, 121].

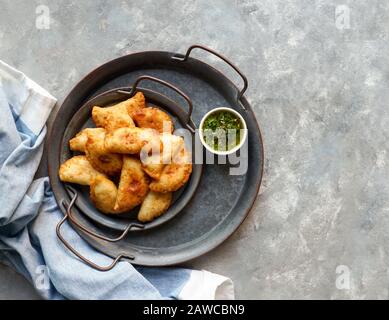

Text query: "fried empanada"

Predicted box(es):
[92, 105, 135, 132]
[105, 127, 161, 154]
[133, 107, 174, 133]
[140, 154, 165, 180]
[125, 92, 146, 117]
[59, 155, 105, 185]
[114, 156, 149, 211]
[140, 134, 184, 180]
[138, 191, 172, 222]
[91, 92, 145, 131]
[84, 128, 122, 176]
[90, 175, 120, 214]
[69, 128, 99, 152]
[149, 148, 192, 193]
[160, 134, 185, 163]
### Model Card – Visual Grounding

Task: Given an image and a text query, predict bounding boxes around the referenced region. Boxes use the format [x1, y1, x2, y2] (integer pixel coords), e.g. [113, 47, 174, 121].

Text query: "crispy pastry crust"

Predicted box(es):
[138, 191, 172, 222]
[114, 156, 149, 211]
[133, 107, 174, 133]
[149, 148, 192, 193]
[91, 92, 145, 131]
[58, 155, 105, 185]
[84, 128, 122, 176]
[105, 127, 161, 154]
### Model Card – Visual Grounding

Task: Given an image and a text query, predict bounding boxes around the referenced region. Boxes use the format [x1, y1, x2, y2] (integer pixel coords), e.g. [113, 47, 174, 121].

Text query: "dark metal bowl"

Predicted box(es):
[61, 79, 203, 232]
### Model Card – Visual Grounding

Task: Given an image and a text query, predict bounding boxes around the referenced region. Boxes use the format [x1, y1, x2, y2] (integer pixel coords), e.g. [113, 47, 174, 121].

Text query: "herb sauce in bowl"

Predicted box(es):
[199, 107, 247, 155]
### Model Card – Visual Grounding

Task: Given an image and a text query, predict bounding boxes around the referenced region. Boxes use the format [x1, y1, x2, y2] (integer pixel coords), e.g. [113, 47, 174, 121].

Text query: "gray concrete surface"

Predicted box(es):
[1, 0, 389, 299]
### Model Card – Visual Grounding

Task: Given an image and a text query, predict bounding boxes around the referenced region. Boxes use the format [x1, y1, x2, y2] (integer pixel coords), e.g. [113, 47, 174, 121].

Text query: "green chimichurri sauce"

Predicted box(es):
[202, 110, 242, 151]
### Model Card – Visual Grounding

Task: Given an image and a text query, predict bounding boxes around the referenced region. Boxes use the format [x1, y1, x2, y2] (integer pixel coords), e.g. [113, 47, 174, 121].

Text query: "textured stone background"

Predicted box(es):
[1, 0, 389, 299]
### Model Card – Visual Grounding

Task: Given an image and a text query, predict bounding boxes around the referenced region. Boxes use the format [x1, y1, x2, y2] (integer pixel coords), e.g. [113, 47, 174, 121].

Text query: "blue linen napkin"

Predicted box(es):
[0, 60, 234, 300]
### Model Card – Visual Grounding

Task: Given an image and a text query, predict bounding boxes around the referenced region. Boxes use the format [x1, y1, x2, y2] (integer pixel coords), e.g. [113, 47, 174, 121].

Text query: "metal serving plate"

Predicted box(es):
[48, 45, 264, 267]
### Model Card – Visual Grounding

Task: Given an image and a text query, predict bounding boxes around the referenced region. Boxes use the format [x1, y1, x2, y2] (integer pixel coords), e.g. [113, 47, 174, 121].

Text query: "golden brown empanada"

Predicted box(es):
[105, 127, 161, 154]
[133, 107, 174, 133]
[125, 92, 146, 117]
[91, 92, 145, 131]
[140, 154, 165, 181]
[114, 156, 149, 212]
[92, 105, 135, 132]
[59, 155, 105, 185]
[84, 128, 122, 176]
[149, 148, 192, 193]
[140, 134, 184, 180]
[138, 191, 172, 222]
[90, 175, 120, 214]
[69, 128, 99, 153]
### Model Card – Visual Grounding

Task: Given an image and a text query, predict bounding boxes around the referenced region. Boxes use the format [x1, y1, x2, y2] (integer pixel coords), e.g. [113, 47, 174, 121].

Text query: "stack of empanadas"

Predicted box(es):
[59, 92, 192, 222]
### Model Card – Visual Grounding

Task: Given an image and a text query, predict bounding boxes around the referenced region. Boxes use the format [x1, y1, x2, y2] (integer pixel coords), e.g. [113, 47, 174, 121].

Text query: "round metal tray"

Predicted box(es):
[48, 45, 264, 267]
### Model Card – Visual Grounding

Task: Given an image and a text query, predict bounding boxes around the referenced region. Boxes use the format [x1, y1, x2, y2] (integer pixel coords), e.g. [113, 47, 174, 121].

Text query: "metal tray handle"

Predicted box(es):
[118, 75, 194, 132]
[56, 186, 144, 271]
[171, 44, 248, 102]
